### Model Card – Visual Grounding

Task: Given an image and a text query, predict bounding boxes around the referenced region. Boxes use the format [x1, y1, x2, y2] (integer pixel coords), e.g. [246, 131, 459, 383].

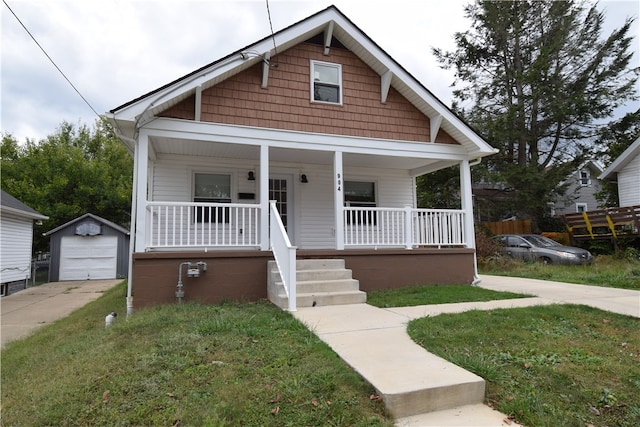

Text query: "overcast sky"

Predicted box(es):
[1, 0, 639, 143]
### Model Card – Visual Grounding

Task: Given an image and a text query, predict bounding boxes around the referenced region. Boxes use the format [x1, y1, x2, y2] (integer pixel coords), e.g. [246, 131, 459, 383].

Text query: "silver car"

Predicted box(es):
[493, 234, 594, 265]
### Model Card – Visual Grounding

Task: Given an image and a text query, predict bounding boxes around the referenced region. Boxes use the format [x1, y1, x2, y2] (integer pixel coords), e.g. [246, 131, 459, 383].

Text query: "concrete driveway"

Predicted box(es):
[1, 279, 122, 348]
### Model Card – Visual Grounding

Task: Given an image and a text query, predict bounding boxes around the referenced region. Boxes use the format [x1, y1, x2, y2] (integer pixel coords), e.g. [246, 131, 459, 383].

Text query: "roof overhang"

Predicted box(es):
[1, 206, 48, 221]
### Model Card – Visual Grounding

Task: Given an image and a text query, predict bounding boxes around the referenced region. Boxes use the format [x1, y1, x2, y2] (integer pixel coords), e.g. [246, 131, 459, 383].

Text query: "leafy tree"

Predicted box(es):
[1, 119, 133, 252]
[416, 166, 460, 209]
[432, 0, 639, 227]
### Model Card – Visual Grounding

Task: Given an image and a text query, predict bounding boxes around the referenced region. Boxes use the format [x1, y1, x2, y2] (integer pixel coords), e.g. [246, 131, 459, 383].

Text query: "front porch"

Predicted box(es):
[134, 201, 473, 310]
[124, 122, 485, 311]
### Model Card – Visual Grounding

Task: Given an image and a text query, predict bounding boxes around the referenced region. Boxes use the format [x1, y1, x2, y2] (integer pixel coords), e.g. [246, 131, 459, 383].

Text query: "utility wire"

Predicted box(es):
[265, 0, 279, 64]
[3, 0, 102, 119]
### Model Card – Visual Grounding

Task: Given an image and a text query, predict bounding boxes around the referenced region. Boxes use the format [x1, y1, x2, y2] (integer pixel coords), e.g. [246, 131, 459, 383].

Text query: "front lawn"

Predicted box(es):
[1, 282, 391, 426]
[480, 255, 640, 290]
[408, 304, 640, 426]
[367, 284, 530, 308]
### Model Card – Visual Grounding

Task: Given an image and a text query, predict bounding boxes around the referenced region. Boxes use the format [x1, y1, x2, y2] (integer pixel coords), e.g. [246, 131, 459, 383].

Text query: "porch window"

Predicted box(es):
[193, 173, 231, 223]
[344, 181, 376, 224]
[311, 60, 342, 104]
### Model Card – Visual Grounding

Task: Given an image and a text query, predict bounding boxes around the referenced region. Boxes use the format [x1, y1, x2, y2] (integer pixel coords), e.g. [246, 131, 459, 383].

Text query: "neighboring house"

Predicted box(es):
[0, 190, 48, 296]
[551, 160, 604, 216]
[108, 6, 497, 309]
[600, 136, 640, 207]
[44, 213, 130, 282]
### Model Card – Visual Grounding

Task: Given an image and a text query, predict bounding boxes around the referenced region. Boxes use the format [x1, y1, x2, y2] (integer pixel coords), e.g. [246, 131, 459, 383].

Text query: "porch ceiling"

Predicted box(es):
[150, 136, 447, 171]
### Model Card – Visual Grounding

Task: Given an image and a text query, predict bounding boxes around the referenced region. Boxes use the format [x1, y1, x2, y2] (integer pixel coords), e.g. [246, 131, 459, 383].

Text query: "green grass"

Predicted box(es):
[367, 284, 530, 308]
[480, 255, 640, 290]
[408, 304, 640, 427]
[1, 282, 391, 426]
[4, 257, 638, 426]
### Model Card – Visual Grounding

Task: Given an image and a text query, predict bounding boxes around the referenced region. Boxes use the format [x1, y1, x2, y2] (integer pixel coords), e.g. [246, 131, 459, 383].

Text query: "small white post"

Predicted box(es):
[287, 248, 296, 312]
[404, 205, 413, 249]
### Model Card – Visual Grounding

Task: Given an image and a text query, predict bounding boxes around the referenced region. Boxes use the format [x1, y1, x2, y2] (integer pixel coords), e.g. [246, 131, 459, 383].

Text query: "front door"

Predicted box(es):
[269, 175, 294, 242]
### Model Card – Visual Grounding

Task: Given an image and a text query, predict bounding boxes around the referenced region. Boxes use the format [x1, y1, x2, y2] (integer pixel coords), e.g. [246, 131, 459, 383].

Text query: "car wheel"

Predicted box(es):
[539, 256, 552, 265]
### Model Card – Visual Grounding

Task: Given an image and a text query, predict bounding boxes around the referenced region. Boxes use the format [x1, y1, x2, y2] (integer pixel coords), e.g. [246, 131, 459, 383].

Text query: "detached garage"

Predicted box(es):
[45, 213, 129, 282]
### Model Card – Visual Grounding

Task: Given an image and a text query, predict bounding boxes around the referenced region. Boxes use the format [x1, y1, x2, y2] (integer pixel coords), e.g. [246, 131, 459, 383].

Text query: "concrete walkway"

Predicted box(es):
[1, 279, 122, 348]
[293, 275, 640, 426]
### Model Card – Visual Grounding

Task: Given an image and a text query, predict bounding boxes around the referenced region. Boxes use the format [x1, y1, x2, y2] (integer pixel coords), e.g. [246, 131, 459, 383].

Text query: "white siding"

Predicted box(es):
[617, 154, 640, 207]
[553, 168, 604, 216]
[0, 213, 34, 283]
[152, 154, 257, 202]
[151, 155, 415, 250]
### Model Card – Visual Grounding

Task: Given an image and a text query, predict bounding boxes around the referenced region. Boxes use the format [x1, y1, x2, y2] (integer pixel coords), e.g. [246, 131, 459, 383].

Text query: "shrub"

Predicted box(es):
[474, 227, 501, 262]
[540, 232, 570, 245]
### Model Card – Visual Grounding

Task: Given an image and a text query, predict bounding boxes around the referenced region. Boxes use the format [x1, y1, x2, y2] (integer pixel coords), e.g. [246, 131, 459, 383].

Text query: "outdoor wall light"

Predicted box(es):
[248, 171, 255, 181]
[300, 174, 309, 183]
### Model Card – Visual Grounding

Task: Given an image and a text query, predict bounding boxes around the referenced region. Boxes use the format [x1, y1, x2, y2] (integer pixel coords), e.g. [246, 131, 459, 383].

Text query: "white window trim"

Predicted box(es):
[310, 60, 343, 105]
[576, 203, 587, 213]
[579, 170, 591, 187]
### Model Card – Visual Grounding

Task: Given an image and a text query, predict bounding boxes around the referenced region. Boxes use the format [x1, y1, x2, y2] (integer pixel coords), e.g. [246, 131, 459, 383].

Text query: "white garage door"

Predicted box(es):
[59, 235, 118, 281]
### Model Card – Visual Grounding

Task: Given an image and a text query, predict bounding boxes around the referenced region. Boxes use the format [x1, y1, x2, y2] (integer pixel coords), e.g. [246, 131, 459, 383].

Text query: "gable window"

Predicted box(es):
[344, 181, 376, 224]
[576, 203, 587, 213]
[311, 60, 342, 104]
[579, 170, 590, 186]
[194, 173, 231, 222]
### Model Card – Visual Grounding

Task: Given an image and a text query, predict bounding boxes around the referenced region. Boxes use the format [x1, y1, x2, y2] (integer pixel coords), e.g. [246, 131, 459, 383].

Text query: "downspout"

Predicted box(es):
[113, 125, 139, 317]
[468, 158, 482, 285]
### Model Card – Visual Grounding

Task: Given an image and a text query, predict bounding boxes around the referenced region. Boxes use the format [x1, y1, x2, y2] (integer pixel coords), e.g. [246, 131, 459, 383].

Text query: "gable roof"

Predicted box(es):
[44, 213, 130, 237]
[600, 136, 640, 180]
[0, 190, 48, 220]
[109, 5, 496, 159]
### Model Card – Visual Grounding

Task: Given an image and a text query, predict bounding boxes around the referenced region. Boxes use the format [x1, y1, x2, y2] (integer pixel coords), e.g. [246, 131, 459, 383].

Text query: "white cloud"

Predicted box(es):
[1, 0, 638, 142]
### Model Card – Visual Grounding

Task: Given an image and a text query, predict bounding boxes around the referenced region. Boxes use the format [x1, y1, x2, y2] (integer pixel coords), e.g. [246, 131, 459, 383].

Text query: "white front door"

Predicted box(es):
[269, 175, 294, 243]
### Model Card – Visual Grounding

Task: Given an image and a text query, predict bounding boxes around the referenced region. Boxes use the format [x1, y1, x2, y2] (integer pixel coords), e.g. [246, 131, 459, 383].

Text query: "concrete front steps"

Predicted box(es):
[267, 259, 367, 309]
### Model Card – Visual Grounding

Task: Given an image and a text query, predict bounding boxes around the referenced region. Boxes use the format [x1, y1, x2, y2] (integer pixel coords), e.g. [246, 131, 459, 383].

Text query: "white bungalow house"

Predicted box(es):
[0, 190, 48, 296]
[108, 6, 497, 311]
[600, 136, 640, 207]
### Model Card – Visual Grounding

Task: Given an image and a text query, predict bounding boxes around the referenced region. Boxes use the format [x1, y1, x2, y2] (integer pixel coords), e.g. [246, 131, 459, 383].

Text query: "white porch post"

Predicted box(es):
[134, 131, 149, 252]
[460, 159, 480, 283]
[259, 145, 269, 251]
[334, 151, 344, 250]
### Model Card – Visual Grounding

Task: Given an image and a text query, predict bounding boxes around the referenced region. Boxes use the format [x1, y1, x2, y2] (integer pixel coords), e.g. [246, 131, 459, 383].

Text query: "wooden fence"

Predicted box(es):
[480, 219, 531, 235]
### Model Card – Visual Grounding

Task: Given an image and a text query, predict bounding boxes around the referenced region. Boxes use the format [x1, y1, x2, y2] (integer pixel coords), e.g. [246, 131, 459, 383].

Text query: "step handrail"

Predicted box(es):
[269, 201, 296, 312]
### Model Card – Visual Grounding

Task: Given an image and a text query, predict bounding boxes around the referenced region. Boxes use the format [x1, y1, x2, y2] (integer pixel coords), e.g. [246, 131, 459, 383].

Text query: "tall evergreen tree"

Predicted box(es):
[433, 0, 639, 226]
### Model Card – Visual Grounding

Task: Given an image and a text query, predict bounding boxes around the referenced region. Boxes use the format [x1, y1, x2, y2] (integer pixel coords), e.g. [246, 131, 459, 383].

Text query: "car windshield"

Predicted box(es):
[522, 235, 561, 247]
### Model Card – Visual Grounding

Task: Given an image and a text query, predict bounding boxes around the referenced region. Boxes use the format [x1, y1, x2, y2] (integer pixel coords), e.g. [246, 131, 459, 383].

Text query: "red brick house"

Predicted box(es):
[108, 6, 497, 312]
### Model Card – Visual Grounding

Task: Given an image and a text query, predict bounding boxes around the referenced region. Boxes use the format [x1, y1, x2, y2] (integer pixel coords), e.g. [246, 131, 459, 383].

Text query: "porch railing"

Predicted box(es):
[344, 206, 466, 248]
[146, 201, 261, 248]
[269, 200, 296, 312]
[144, 202, 465, 251]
